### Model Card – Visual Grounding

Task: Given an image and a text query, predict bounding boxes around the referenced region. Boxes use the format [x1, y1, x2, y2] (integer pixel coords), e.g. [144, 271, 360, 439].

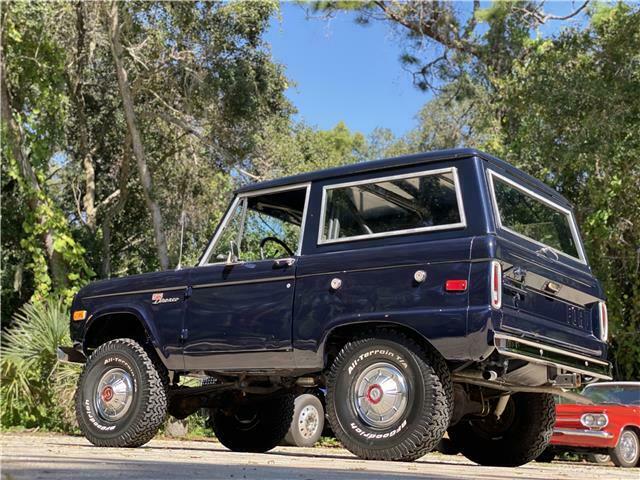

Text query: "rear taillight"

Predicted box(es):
[490, 260, 502, 310]
[598, 301, 608, 341]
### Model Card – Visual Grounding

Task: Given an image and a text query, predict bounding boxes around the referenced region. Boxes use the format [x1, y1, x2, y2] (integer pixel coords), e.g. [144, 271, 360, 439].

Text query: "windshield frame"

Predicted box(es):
[487, 169, 587, 264]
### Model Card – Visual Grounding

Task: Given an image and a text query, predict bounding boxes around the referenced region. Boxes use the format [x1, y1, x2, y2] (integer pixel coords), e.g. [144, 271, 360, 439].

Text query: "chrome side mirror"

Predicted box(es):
[226, 240, 238, 264]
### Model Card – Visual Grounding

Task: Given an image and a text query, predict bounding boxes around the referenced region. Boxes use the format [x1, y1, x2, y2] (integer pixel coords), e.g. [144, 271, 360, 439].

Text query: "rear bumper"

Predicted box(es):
[494, 333, 612, 380]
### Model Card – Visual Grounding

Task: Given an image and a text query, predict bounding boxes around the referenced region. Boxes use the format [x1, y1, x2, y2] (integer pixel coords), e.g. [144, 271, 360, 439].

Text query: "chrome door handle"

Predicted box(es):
[273, 258, 296, 267]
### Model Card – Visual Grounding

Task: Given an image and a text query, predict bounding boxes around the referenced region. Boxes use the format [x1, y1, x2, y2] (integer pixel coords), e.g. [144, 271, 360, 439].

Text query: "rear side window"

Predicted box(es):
[488, 170, 584, 261]
[319, 168, 465, 244]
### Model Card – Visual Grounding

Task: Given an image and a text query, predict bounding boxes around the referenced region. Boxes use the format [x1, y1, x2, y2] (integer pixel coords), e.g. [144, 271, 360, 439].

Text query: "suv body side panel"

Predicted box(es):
[293, 158, 490, 368]
[72, 269, 190, 371]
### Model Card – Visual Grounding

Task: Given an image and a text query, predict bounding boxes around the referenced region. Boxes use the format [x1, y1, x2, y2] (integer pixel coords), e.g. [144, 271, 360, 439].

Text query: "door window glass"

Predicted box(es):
[490, 172, 582, 260]
[206, 187, 307, 263]
[321, 169, 464, 243]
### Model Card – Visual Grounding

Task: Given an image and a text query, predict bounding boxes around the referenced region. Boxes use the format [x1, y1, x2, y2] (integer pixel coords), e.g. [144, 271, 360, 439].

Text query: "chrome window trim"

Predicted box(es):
[317, 167, 466, 245]
[198, 182, 311, 267]
[487, 169, 587, 264]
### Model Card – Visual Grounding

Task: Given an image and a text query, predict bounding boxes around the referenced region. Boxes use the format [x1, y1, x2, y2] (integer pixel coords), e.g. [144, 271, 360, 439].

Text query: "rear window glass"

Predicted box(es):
[320, 168, 465, 243]
[489, 171, 582, 260]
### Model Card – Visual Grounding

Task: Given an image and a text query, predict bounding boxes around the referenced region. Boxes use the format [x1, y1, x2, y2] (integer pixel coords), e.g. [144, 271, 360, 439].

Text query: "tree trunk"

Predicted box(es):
[71, 1, 97, 232]
[1, 34, 68, 289]
[106, 1, 170, 270]
[101, 133, 131, 278]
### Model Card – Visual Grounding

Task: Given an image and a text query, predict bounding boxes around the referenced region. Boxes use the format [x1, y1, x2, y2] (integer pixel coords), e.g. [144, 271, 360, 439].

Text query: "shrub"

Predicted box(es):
[1, 298, 79, 431]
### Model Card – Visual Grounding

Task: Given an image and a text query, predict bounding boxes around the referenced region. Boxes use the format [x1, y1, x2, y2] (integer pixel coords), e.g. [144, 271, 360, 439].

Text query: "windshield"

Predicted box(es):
[582, 384, 640, 406]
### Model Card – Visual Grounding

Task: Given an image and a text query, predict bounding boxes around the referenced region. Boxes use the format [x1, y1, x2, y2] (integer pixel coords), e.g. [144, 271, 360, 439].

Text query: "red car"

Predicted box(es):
[540, 382, 640, 468]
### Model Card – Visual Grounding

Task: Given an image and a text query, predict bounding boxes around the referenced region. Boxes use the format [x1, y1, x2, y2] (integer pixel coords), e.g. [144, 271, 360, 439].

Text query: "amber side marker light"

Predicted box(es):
[72, 310, 87, 321]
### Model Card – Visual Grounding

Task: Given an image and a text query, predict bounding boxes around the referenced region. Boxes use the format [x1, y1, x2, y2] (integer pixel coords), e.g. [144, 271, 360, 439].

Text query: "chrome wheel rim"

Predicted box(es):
[352, 362, 408, 428]
[620, 431, 638, 464]
[298, 404, 320, 439]
[94, 368, 134, 422]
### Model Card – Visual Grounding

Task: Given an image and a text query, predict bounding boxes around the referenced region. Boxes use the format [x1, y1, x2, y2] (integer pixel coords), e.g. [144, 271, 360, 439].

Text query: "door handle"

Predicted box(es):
[273, 258, 296, 267]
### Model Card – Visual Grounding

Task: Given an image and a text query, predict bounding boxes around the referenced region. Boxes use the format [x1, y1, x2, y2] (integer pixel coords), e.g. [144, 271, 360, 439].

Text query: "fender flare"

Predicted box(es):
[82, 304, 165, 365]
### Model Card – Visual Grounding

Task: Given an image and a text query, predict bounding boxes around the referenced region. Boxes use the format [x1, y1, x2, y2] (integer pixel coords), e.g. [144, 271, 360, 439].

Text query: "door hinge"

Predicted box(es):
[184, 286, 192, 299]
[180, 328, 189, 341]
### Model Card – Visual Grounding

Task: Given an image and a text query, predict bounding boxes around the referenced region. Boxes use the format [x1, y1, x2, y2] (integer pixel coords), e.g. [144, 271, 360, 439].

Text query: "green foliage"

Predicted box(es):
[1, 298, 80, 430]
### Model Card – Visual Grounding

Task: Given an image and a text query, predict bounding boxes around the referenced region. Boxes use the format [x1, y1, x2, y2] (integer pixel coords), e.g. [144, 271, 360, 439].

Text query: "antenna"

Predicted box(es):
[176, 211, 186, 270]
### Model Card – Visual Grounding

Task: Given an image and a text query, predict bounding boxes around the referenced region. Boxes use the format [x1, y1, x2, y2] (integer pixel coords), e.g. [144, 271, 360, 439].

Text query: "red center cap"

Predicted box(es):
[366, 384, 383, 405]
[101, 385, 114, 402]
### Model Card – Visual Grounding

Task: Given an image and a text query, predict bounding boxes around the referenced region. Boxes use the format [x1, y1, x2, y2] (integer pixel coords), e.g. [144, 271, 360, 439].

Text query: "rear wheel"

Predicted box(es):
[609, 429, 640, 468]
[326, 330, 451, 461]
[448, 392, 555, 467]
[75, 338, 168, 447]
[210, 393, 294, 453]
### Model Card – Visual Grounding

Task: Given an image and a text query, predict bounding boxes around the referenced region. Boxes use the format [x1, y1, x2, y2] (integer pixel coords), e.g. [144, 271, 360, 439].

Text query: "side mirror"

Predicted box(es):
[226, 240, 238, 264]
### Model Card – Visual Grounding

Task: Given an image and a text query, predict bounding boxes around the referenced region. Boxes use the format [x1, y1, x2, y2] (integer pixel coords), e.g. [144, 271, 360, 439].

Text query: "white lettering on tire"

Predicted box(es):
[350, 419, 407, 439]
[348, 349, 408, 375]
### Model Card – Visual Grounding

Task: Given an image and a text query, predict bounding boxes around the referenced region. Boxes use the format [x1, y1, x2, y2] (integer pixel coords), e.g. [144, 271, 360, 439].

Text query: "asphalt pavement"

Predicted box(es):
[1, 433, 637, 480]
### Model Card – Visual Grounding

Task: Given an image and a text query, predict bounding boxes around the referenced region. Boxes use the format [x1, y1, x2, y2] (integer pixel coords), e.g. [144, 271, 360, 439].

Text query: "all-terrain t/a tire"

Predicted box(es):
[211, 393, 295, 453]
[448, 392, 555, 467]
[75, 338, 168, 447]
[284, 393, 325, 447]
[326, 329, 452, 462]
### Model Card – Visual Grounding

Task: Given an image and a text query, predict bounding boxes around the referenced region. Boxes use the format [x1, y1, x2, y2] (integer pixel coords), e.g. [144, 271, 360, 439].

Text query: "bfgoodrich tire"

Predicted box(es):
[284, 393, 325, 447]
[211, 393, 295, 453]
[75, 338, 168, 447]
[448, 392, 555, 467]
[326, 330, 452, 462]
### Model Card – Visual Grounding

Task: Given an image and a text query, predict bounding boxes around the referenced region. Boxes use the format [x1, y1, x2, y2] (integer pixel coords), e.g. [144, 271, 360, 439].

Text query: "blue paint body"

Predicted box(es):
[70, 149, 609, 378]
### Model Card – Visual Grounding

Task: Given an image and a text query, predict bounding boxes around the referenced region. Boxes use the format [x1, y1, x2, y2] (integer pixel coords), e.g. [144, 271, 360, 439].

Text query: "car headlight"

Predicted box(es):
[580, 413, 608, 429]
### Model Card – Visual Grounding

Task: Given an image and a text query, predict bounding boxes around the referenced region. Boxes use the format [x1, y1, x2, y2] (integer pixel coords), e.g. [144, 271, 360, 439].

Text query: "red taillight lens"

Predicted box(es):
[598, 301, 608, 341]
[445, 279, 468, 292]
[490, 260, 502, 310]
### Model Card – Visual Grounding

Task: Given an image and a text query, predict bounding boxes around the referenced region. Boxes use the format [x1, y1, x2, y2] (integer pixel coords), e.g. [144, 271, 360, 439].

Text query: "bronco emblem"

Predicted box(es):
[151, 292, 180, 305]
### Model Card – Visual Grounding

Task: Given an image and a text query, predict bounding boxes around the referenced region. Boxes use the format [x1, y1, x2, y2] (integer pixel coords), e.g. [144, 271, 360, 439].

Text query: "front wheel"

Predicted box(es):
[210, 393, 294, 453]
[448, 392, 555, 467]
[610, 428, 640, 468]
[326, 330, 452, 462]
[75, 338, 168, 447]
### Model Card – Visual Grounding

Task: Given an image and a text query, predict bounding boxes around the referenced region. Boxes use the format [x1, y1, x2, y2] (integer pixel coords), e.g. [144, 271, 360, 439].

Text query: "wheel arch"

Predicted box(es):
[83, 307, 166, 368]
[321, 320, 446, 370]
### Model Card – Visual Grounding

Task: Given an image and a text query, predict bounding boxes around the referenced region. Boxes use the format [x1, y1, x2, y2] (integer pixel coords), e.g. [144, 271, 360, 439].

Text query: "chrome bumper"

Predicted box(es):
[554, 428, 613, 439]
[494, 333, 612, 380]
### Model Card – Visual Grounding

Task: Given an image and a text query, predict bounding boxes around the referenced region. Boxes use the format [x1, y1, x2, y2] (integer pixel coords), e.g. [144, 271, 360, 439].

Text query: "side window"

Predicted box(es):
[320, 169, 464, 243]
[489, 171, 583, 261]
[206, 186, 308, 263]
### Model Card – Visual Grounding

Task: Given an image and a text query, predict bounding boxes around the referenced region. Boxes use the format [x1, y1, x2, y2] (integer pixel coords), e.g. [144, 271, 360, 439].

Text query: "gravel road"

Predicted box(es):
[1, 433, 636, 480]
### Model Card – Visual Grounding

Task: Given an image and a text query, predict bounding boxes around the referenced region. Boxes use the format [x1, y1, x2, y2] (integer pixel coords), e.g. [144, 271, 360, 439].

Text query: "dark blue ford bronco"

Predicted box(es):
[60, 148, 611, 466]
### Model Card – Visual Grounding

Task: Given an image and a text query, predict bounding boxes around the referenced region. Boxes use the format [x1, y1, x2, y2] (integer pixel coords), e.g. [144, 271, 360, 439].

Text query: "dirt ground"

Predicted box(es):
[1, 433, 637, 480]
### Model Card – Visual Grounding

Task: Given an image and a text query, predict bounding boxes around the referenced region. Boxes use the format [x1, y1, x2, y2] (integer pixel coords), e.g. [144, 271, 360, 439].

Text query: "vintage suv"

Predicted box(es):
[60, 148, 612, 466]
